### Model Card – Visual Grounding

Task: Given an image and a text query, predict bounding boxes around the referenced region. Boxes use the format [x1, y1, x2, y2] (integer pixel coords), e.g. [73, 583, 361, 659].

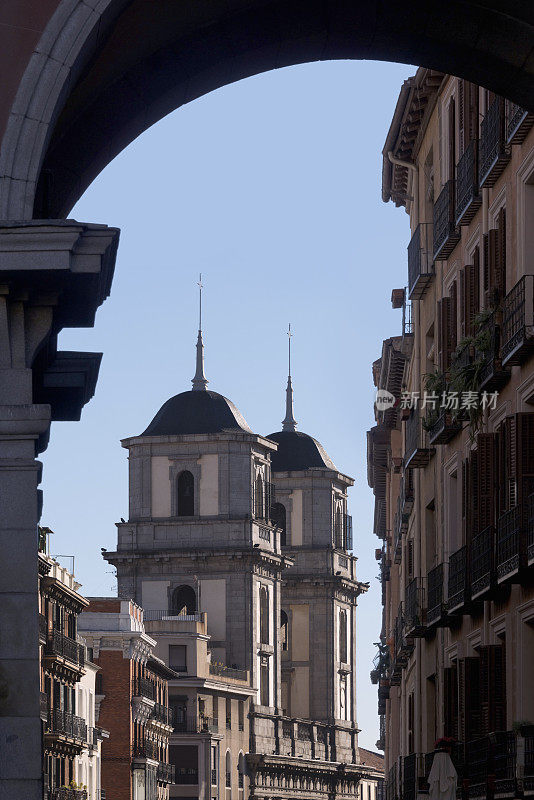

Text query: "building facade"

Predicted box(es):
[369, 69, 534, 799]
[103, 328, 382, 800]
[78, 598, 175, 800]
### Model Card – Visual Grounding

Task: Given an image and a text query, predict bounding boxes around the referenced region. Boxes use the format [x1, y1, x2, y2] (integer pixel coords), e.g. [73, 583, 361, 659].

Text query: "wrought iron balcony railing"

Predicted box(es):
[427, 410, 462, 445]
[46, 629, 85, 668]
[175, 768, 199, 785]
[479, 96, 510, 188]
[132, 676, 156, 701]
[426, 563, 447, 627]
[50, 789, 88, 800]
[474, 311, 510, 392]
[152, 703, 173, 726]
[471, 525, 495, 599]
[46, 709, 87, 742]
[174, 714, 217, 734]
[405, 578, 425, 636]
[209, 662, 247, 681]
[456, 140, 480, 225]
[405, 410, 434, 469]
[433, 180, 460, 260]
[157, 762, 175, 784]
[447, 545, 468, 613]
[408, 223, 434, 299]
[133, 739, 159, 760]
[505, 99, 534, 145]
[496, 506, 523, 582]
[501, 275, 534, 366]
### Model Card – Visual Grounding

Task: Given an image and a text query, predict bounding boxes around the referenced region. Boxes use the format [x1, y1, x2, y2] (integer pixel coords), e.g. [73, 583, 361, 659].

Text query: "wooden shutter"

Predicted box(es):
[464, 258, 480, 337]
[444, 664, 458, 739]
[458, 80, 466, 154]
[514, 413, 534, 515]
[467, 451, 479, 540]
[450, 281, 458, 351]
[407, 539, 414, 578]
[458, 656, 481, 741]
[468, 83, 479, 145]
[462, 459, 468, 535]
[479, 644, 506, 735]
[438, 297, 455, 372]
[448, 99, 456, 181]
[485, 211, 506, 308]
[477, 433, 496, 532]
[497, 207, 507, 299]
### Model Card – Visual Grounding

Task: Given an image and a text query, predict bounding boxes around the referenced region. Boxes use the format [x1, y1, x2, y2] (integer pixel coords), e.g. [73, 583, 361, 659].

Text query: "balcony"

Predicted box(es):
[39, 613, 47, 642]
[143, 609, 202, 622]
[174, 714, 217, 734]
[132, 676, 156, 701]
[496, 506, 523, 582]
[405, 579, 425, 637]
[471, 525, 496, 599]
[394, 603, 414, 664]
[505, 99, 534, 145]
[501, 275, 534, 366]
[402, 753, 417, 800]
[157, 762, 175, 784]
[427, 410, 462, 445]
[40, 691, 49, 722]
[479, 97, 510, 188]
[151, 703, 173, 726]
[405, 410, 434, 469]
[46, 709, 87, 743]
[433, 180, 460, 260]
[175, 768, 198, 785]
[50, 790, 88, 800]
[447, 545, 468, 613]
[456, 140, 481, 225]
[426, 564, 448, 627]
[46, 629, 85, 669]
[407, 223, 434, 299]
[133, 739, 159, 760]
[209, 662, 248, 682]
[475, 311, 510, 392]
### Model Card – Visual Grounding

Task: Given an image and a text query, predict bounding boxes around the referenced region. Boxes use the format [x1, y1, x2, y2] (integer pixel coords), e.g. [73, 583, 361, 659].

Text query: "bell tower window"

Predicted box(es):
[177, 471, 194, 516]
[254, 474, 264, 519]
[171, 585, 196, 615]
[260, 586, 269, 645]
[270, 502, 287, 546]
[339, 610, 348, 663]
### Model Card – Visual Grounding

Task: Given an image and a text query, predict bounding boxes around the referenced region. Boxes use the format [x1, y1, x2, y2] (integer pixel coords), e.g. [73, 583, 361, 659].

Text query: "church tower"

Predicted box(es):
[106, 285, 287, 713]
[266, 327, 367, 764]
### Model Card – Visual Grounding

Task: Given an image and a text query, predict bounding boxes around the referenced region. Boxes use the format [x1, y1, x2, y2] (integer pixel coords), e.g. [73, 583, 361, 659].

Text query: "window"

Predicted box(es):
[170, 697, 187, 732]
[280, 610, 288, 652]
[259, 586, 269, 645]
[238, 752, 245, 789]
[270, 502, 286, 546]
[211, 745, 218, 786]
[169, 645, 187, 672]
[339, 610, 347, 664]
[260, 656, 269, 706]
[254, 473, 264, 519]
[177, 470, 194, 516]
[225, 751, 231, 789]
[171, 585, 196, 615]
[238, 700, 245, 731]
[226, 698, 232, 729]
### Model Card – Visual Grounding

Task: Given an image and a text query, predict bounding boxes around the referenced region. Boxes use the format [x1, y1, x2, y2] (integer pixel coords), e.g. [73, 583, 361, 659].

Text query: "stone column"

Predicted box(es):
[0, 221, 119, 800]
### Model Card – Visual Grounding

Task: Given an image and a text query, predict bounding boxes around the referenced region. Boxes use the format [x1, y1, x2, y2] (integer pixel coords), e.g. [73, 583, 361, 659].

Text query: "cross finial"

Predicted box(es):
[282, 323, 297, 432]
[192, 273, 208, 391]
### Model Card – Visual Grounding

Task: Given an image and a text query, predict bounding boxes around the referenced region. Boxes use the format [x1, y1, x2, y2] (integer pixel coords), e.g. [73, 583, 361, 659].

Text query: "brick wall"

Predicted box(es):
[96, 649, 132, 800]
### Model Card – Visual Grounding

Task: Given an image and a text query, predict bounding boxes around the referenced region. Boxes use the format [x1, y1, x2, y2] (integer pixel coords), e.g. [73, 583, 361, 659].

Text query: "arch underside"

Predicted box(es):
[1, 0, 534, 221]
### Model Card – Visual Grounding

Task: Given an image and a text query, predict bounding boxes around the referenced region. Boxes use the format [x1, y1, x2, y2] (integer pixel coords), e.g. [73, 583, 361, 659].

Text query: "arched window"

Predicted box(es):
[225, 750, 231, 789]
[270, 502, 287, 546]
[280, 609, 288, 652]
[260, 586, 269, 645]
[254, 473, 264, 519]
[171, 585, 196, 615]
[334, 506, 343, 548]
[339, 610, 347, 663]
[238, 752, 245, 789]
[177, 470, 194, 516]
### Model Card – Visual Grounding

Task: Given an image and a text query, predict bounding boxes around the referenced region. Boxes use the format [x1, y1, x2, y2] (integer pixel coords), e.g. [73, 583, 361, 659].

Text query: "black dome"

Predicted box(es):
[267, 430, 336, 472]
[141, 390, 252, 437]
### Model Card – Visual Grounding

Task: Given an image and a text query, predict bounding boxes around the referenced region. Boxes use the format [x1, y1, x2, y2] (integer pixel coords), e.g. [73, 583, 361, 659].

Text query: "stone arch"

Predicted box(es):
[171, 584, 196, 615]
[1, 0, 533, 221]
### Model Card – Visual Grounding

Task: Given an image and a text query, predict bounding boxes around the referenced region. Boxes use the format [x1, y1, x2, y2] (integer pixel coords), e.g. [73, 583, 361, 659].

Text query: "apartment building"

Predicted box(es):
[78, 598, 176, 800]
[369, 68, 534, 799]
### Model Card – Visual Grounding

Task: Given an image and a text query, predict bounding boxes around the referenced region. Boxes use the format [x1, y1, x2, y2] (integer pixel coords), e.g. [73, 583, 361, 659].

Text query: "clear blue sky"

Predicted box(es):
[41, 59, 415, 750]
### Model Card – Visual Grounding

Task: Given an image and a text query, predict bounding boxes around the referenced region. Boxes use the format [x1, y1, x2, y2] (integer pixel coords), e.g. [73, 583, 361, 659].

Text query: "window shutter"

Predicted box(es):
[464, 259, 480, 337]
[497, 207, 507, 300]
[458, 80, 466, 154]
[479, 644, 506, 735]
[407, 539, 414, 578]
[468, 83, 479, 145]
[467, 452, 479, 540]
[485, 215, 506, 308]
[448, 99, 456, 181]
[444, 664, 458, 739]
[458, 656, 481, 741]
[450, 281, 458, 351]
[477, 433, 496, 532]
[438, 297, 455, 372]
[515, 413, 534, 514]
[459, 268, 465, 337]
[461, 459, 467, 532]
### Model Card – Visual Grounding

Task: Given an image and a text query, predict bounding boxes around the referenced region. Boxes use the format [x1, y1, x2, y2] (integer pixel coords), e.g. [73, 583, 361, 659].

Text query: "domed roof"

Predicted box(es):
[267, 430, 336, 472]
[141, 390, 252, 437]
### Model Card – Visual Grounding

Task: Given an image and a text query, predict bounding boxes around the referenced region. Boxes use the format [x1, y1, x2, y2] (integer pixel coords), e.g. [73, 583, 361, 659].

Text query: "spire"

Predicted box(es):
[192, 273, 208, 391]
[282, 323, 297, 432]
